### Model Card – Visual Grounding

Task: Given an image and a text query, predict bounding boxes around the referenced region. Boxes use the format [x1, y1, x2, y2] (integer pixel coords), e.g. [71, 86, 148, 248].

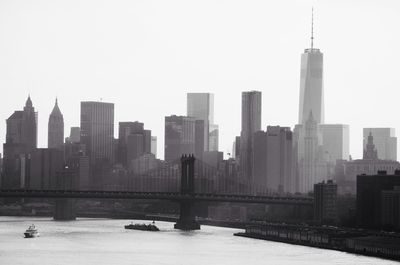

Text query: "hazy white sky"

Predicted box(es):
[1, 0, 400, 160]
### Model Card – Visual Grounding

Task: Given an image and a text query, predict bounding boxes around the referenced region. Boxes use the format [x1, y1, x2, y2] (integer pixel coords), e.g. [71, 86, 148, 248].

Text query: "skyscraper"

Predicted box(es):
[143, 129, 152, 154]
[151, 136, 157, 157]
[69, 127, 81, 143]
[117, 121, 152, 167]
[298, 10, 324, 125]
[209, 124, 219, 151]
[363, 128, 397, 161]
[80, 101, 114, 169]
[187, 93, 214, 122]
[240, 90, 261, 183]
[48, 98, 64, 150]
[118, 122, 142, 166]
[2, 96, 37, 188]
[164, 115, 195, 162]
[232, 136, 241, 160]
[295, 11, 327, 193]
[266, 126, 295, 193]
[296, 112, 327, 193]
[21, 95, 38, 152]
[194, 119, 205, 160]
[319, 124, 350, 162]
[187, 93, 218, 153]
[126, 133, 144, 165]
[252, 126, 294, 194]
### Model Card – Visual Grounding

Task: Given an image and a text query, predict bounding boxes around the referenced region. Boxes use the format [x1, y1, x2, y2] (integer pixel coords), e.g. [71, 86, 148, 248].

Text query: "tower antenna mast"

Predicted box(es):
[311, 7, 314, 50]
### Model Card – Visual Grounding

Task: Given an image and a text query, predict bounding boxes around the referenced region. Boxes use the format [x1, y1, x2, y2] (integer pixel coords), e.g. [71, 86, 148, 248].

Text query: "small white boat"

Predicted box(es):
[24, 224, 40, 238]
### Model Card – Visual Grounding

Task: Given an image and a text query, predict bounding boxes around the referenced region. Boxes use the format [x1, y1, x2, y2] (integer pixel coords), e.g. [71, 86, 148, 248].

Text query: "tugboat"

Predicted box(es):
[125, 221, 159, 231]
[24, 224, 40, 238]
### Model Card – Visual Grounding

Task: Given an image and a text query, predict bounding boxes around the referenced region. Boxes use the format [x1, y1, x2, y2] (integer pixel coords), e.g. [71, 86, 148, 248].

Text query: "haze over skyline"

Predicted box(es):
[1, 0, 400, 159]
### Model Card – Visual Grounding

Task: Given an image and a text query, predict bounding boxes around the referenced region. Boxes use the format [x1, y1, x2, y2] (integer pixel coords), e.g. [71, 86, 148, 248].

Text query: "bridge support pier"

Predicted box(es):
[54, 199, 76, 220]
[174, 154, 200, 230]
[174, 200, 200, 230]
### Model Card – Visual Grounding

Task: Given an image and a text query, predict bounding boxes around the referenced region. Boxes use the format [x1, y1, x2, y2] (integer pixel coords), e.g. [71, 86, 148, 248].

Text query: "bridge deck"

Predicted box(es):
[0, 189, 313, 205]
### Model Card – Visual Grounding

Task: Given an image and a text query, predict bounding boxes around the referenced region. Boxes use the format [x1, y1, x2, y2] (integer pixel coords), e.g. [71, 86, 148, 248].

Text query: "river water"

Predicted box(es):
[0, 216, 397, 265]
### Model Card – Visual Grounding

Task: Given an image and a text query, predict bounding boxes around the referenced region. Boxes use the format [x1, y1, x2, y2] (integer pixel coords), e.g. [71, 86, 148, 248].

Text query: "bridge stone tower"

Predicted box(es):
[54, 169, 77, 220]
[174, 154, 200, 230]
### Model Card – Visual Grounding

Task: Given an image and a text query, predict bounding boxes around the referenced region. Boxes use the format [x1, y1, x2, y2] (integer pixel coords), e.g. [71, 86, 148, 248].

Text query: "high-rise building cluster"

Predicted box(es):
[0, 12, 399, 206]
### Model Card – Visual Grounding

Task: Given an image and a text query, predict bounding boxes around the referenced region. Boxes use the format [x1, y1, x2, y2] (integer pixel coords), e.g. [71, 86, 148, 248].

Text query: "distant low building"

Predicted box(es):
[64, 151, 90, 190]
[334, 133, 400, 194]
[202, 151, 223, 168]
[219, 158, 241, 194]
[208, 204, 247, 221]
[129, 153, 159, 175]
[0, 153, 2, 180]
[28, 148, 64, 189]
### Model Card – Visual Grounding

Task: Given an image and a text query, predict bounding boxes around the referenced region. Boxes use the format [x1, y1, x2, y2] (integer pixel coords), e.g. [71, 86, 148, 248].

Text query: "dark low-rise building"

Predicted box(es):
[357, 170, 400, 229]
[346, 236, 400, 259]
[314, 180, 338, 224]
[381, 186, 400, 230]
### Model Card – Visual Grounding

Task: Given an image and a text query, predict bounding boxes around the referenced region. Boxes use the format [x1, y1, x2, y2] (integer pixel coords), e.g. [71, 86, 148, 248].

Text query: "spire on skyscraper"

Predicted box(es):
[25, 94, 32, 108]
[50, 97, 63, 117]
[311, 7, 314, 50]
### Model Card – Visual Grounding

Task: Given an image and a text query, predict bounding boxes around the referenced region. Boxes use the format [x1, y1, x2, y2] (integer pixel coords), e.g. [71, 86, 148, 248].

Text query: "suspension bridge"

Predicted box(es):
[0, 155, 313, 230]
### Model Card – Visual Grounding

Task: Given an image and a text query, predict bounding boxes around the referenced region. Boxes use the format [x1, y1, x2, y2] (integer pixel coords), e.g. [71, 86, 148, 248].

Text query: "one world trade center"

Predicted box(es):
[298, 9, 324, 125]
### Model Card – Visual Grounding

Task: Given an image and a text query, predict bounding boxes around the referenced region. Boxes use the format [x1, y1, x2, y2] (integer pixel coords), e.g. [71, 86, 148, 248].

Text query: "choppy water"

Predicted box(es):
[0, 216, 397, 265]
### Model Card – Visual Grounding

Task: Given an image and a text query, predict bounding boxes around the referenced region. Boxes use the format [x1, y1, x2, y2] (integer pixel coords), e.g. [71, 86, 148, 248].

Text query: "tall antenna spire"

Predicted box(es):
[311, 7, 314, 50]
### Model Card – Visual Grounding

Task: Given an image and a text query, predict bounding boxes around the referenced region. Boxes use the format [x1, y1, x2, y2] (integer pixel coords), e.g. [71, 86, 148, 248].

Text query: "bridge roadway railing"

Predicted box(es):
[0, 189, 313, 205]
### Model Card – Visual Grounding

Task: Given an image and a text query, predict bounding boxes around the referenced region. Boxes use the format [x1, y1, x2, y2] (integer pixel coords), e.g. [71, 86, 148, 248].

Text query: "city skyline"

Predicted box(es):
[2, 2, 400, 261]
[1, 1, 400, 160]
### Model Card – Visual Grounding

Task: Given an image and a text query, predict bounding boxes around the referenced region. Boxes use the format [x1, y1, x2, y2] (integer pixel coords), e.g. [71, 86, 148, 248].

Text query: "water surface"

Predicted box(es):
[0, 217, 397, 265]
